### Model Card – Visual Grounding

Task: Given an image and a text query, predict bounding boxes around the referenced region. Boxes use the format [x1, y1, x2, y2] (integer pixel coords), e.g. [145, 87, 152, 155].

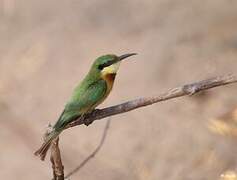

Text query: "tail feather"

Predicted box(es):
[34, 130, 61, 161]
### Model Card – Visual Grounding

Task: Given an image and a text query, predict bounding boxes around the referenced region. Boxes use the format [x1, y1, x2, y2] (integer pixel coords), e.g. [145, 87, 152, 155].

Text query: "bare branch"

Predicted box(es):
[50, 138, 64, 180]
[65, 119, 111, 179]
[48, 74, 237, 180]
[67, 74, 237, 128]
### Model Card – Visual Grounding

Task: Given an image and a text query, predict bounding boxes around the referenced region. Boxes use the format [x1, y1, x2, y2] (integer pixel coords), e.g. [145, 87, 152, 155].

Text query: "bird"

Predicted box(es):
[34, 53, 137, 160]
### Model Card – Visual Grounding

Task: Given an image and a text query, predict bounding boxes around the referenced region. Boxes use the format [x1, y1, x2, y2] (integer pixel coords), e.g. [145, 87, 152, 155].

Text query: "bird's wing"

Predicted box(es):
[53, 79, 107, 130]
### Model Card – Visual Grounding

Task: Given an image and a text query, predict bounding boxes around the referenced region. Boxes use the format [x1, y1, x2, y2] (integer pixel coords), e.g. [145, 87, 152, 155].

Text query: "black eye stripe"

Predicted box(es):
[98, 60, 115, 70]
[104, 60, 114, 67]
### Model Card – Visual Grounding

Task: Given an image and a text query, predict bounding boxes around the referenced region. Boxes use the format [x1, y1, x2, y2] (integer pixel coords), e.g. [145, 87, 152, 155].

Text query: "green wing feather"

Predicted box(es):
[53, 79, 107, 130]
[34, 79, 107, 160]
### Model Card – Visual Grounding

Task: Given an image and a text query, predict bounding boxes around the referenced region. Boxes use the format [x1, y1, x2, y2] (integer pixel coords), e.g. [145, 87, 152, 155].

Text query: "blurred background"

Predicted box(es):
[1, 0, 237, 179]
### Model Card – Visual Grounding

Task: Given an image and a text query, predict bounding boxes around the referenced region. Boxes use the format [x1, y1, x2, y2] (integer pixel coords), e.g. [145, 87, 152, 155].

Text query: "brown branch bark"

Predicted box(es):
[49, 74, 237, 179]
[67, 74, 237, 128]
[50, 138, 64, 180]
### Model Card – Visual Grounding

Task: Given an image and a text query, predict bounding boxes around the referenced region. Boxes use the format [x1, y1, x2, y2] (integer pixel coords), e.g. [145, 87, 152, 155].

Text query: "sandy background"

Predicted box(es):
[1, 0, 237, 179]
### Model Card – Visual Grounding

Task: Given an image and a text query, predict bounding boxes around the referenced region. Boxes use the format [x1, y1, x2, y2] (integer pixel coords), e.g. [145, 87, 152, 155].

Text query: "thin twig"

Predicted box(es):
[66, 74, 237, 128]
[65, 119, 111, 179]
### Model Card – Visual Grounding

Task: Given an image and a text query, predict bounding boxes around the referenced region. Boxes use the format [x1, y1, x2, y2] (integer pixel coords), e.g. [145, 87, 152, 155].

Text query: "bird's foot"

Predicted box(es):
[84, 118, 92, 126]
[83, 109, 100, 126]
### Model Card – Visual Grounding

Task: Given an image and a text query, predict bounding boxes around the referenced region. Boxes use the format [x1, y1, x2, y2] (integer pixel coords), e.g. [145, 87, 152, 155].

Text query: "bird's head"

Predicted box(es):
[91, 53, 137, 77]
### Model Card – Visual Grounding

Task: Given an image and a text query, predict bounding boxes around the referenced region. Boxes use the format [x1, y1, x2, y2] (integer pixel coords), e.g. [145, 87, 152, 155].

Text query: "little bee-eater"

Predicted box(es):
[34, 53, 137, 160]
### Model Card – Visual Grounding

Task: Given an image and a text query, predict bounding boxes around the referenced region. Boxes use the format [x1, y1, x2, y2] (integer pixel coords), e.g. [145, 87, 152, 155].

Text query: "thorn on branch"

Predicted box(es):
[183, 84, 200, 95]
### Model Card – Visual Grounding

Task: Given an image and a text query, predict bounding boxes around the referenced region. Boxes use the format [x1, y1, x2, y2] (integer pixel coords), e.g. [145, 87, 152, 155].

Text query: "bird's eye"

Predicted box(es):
[98, 64, 104, 70]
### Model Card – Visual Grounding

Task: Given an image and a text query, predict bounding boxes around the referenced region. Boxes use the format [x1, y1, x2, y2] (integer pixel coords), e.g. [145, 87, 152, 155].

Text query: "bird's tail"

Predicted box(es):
[34, 129, 61, 161]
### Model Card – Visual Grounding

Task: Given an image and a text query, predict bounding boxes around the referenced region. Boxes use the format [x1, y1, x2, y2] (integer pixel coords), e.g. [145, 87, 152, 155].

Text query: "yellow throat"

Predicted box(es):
[101, 62, 121, 76]
[101, 62, 120, 91]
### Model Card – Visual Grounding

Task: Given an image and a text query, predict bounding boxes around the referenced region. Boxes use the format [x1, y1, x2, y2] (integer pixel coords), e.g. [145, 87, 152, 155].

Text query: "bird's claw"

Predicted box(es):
[83, 109, 100, 126]
[84, 118, 92, 126]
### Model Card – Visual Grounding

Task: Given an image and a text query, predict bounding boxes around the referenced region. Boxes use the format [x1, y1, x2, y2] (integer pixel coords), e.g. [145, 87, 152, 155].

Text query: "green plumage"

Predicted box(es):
[34, 55, 117, 160]
[34, 53, 136, 160]
[54, 79, 107, 130]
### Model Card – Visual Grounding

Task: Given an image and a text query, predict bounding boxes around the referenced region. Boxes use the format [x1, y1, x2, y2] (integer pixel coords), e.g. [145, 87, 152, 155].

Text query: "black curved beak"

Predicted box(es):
[118, 53, 137, 62]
